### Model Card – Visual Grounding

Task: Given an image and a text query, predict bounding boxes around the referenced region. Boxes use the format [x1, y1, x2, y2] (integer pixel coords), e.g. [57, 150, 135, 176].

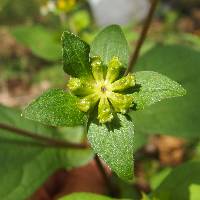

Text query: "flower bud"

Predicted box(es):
[106, 56, 122, 83]
[112, 74, 135, 91]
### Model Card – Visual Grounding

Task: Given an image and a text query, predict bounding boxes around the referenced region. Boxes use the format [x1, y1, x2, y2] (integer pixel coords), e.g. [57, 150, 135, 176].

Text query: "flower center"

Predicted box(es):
[96, 80, 112, 98]
[101, 86, 107, 93]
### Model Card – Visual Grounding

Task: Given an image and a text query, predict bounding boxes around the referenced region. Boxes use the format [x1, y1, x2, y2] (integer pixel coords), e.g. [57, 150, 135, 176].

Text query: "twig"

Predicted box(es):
[94, 154, 118, 197]
[124, 0, 159, 75]
[0, 123, 88, 149]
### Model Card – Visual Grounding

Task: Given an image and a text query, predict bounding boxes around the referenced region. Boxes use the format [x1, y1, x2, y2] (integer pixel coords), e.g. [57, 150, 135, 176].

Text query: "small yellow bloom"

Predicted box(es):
[67, 56, 136, 123]
[57, 0, 76, 12]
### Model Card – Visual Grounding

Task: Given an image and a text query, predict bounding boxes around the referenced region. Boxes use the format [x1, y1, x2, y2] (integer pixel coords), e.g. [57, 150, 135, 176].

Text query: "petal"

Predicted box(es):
[91, 56, 104, 81]
[106, 56, 122, 83]
[112, 74, 135, 91]
[108, 92, 134, 114]
[77, 93, 100, 112]
[98, 97, 113, 123]
[67, 77, 95, 96]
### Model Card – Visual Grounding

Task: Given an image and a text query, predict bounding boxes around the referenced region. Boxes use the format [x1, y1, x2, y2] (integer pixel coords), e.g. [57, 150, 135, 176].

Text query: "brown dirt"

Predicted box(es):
[29, 160, 110, 200]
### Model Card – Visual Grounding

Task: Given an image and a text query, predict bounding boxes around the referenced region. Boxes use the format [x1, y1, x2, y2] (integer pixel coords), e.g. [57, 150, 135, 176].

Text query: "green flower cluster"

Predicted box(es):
[68, 56, 135, 123]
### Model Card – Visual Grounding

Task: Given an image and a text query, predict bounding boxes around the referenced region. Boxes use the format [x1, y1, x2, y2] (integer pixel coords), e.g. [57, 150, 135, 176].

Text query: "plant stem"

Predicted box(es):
[124, 0, 159, 75]
[94, 154, 118, 197]
[0, 123, 88, 149]
[59, 12, 67, 28]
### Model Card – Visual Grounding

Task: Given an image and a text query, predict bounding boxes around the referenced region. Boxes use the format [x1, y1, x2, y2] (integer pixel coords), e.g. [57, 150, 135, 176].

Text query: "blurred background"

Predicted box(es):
[0, 0, 200, 199]
[0, 0, 200, 107]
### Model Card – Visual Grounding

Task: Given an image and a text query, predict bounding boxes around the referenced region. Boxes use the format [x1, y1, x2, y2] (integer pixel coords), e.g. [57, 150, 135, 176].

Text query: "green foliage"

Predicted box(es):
[182, 33, 200, 51]
[0, 0, 39, 24]
[23, 25, 186, 182]
[0, 0, 9, 11]
[133, 71, 186, 110]
[150, 168, 172, 190]
[59, 192, 131, 200]
[0, 105, 93, 200]
[151, 162, 200, 200]
[34, 64, 65, 87]
[62, 31, 92, 78]
[114, 176, 141, 199]
[132, 44, 200, 138]
[23, 89, 88, 127]
[189, 184, 200, 200]
[69, 10, 91, 33]
[12, 25, 61, 61]
[90, 25, 129, 67]
[88, 114, 134, 180]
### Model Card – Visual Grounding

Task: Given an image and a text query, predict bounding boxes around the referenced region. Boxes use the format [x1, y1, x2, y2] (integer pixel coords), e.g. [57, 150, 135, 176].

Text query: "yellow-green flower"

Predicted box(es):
[57, 0, 76, 12]
[68, 56, 135, 123]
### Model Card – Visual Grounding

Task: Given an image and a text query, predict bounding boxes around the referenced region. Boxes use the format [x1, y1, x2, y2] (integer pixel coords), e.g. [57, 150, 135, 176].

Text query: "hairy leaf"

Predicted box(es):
[62, 31, 91, 78]
[91, 25, 129, 67]
[131, 45, 200, 138]
[23, 89, 87, 127]
[0, 105, 93, 200]
[88, 114, 134, 180]
[133, 71, 186, 110]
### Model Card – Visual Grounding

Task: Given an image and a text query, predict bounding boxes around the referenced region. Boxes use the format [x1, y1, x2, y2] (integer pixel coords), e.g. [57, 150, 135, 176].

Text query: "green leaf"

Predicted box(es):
[0, 105, 93, 200]
[23, 89, 87, 127]
[150, 168, 172, 190]
[0, 0, 39, 24]
[113, 176, 141, 199]
[62, 31, 91, 78]
[90, 25, 129, 67]
[189, 184, 200, 200]
[151, 162, 200, 200]
[141, 193, 152, 200]
[0, 0, 9, 10]
[133, 131, 148, 153]
[131, 44, 200, 138]
[34, 64, 65, 87]
[69, 11, 91, 33]
[133, 71, 186, 110]
[11, 25, 61, 61]
[59, 192, 131, 200]
[88, 114, 134, 180]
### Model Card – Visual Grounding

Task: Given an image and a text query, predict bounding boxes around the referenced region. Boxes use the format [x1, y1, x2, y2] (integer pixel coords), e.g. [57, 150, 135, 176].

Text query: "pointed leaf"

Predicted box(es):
[23, 89, 87, 127]
[152, 162, 200, 200]
[133, 71, 186, 110]
[12, 25, 61, 61]
[131, 45, 200, 138]
[91, 25, 129, 67]
[88, 114, 134, 180]
[0, 105, 93, 200]
[62, 31, 91, 78]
